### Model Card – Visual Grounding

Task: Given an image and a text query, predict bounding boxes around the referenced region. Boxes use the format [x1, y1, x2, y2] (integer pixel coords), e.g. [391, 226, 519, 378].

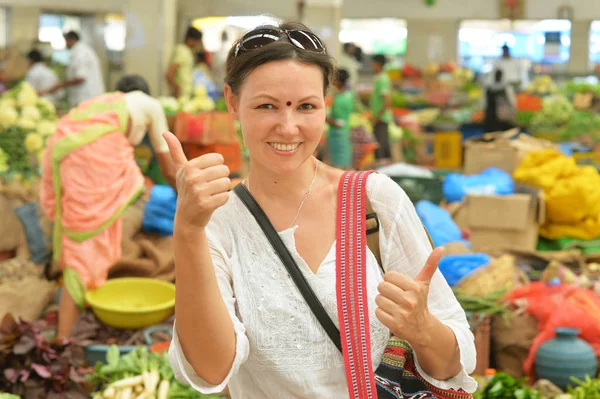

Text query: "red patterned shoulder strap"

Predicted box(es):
[336, 170, 377, 399]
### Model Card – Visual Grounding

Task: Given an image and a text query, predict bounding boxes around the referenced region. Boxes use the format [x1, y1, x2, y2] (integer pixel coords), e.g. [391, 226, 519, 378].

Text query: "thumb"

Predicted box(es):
[416, 247, 444, 284]
[163, 131, 187, 167]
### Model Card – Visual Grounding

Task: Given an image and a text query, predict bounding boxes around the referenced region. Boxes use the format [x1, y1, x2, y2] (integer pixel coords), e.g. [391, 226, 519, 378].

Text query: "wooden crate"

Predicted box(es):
[182, 141, 243, 175]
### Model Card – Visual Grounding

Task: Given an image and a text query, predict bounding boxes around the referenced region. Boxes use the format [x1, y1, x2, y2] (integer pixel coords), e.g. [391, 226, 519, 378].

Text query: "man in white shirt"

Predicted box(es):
[25, 50, 63, 108]
[494, 44, 527, 90]
[41, 31, 105, 107]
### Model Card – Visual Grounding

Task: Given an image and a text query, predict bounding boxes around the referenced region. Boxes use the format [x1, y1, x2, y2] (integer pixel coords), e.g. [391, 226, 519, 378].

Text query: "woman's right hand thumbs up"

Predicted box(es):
[163, 132, 231, 229]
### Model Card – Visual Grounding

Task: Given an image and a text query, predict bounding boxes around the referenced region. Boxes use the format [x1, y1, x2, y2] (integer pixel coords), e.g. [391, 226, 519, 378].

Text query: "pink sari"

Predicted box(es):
[40, 93, 144, 295]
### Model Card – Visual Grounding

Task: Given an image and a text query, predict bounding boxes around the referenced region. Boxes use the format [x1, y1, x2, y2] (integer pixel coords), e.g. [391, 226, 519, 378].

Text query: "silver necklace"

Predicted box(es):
[245, 159, 319, 229]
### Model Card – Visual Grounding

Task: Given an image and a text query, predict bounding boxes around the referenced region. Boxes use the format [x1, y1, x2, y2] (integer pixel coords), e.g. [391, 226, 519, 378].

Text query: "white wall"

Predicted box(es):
[178, 0, 296, 20]
[343, 0, 496, 20]
[342, 0, 600, 21]
[0, 0, 121, 12]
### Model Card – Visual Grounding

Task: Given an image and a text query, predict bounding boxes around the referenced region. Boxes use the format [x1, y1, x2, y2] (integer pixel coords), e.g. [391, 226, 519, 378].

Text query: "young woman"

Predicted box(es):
[165, 22, 477, 398]
[40, 75, 177, 339]
[326, 68, 354, 169]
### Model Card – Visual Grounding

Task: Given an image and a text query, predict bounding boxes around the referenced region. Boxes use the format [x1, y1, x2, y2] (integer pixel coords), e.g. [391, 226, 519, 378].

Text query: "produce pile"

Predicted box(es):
[158, 86, 216, 116]
[474, 373, 541, 399]
[0, 313, 90, 399]
[474, 373, 600, 399]
[454, 290, 511, 322]
[526, 75, 558, 96]
[0, 82, 57, 178]
[88, 346, 223, 399]
[529, 96, 574, 134]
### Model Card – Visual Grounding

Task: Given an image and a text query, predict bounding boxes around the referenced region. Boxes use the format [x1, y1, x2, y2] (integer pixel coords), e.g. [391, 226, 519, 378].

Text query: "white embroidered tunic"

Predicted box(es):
[169, 173, 478, 398]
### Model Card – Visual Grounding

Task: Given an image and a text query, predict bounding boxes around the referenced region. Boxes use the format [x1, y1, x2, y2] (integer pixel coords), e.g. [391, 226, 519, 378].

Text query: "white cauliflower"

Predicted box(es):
[24, 133, 43, 153]
[0, 106, 19, 128]
[20, 105, 41, 121]
[158, 96, 180, 113]
[16, 82, 38, 107]
[17, 118, 37, 131]
[181, 101, 198, 114]
[37, 120, 57, 136]
[0, 98, 17, 108]
[36, 98, 57, 119]
[196, 96, 215, 112]
[194, 85, 208, 99]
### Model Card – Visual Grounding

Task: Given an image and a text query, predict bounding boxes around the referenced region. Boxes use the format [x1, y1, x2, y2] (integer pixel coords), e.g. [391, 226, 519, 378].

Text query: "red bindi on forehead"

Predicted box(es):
[286, 101, 292, 106]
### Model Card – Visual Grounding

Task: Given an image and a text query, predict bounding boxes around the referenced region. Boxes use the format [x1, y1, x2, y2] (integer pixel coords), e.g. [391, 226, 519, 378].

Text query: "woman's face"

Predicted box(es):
[226, 60, 326, 176]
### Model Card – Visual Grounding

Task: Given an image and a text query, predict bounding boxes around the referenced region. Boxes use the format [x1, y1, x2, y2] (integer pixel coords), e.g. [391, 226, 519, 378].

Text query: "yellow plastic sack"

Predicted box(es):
[514, 149, 600, 240]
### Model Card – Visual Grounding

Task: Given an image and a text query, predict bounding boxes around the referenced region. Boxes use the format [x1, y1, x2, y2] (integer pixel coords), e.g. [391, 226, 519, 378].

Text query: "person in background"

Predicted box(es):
[25, 50, 63, 108]
[370, 54, 393, 162]
[483, 68, 516, 133]
[166, 27, 204, 99]
[193, 51, 216, 98]
[40, 75, 177, 339]
[338, 43, 360, 88]
[40, 31, 105, 107]
[494, 44, 524, 90]
[326, 68, 354, 169]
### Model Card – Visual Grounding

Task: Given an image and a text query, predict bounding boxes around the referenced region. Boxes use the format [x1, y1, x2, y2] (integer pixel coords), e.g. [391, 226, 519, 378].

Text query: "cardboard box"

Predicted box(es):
[450, 184, 545, 252]
[463, 129, 557, 175]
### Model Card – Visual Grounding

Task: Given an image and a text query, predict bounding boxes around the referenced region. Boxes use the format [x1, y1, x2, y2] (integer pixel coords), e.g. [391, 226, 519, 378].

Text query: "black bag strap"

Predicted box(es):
[233, 183, 343, 352]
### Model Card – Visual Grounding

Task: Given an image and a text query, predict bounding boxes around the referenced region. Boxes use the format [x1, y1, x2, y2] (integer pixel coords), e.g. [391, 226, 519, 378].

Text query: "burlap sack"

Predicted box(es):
[0, 276, 56, 322]
[0, 194, 24, 252]
[491, 312, 539, 378]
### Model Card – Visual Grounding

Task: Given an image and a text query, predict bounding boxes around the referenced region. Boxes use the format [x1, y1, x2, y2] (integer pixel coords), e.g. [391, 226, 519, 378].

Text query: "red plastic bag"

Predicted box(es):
[507, 282, 600, 378]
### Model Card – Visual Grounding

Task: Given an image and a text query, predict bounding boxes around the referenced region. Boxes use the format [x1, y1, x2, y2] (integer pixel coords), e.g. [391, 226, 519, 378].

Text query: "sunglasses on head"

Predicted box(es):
[234, 26, 326, 57]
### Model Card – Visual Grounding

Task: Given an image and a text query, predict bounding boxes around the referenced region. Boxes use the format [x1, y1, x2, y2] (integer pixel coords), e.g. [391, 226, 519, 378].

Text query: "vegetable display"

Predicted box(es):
[0, 313, 90, 399]
[559, 110, 600, 142]
[0, 82, 58, 178]
[454, 289, 511, 319]
[159, 86, 216, 116]
[526, 75, 558, 95]
[0, 126, 35, 177]
[88, 345, 224, 399]
[565, 375, 600, 399]
[530, 96, 574, 133]
[474, 373, 541, 399]
[562, 81, 600, 97]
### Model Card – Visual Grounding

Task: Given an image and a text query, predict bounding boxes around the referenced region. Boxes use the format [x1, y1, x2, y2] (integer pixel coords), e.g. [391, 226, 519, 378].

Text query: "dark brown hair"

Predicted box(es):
[224, 21, 334, 95]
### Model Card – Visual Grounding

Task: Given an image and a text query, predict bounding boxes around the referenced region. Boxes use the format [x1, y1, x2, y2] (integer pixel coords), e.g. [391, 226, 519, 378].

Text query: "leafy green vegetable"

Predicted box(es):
[474, 373, 540, 399]
[530, 96, 574, 133]
[567, 375, 600, 398]
[561, 81, 600, 97]
[0, 125, 35, 177]
[516, 111, 536, 127]
[454, 289, 511, 320]
[88, 346, 225, 398]
[558, 110, 600, 142]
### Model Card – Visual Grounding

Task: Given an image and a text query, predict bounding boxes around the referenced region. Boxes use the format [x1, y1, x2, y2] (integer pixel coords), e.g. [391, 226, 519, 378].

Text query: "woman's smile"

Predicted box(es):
[268, 142, 302, 155]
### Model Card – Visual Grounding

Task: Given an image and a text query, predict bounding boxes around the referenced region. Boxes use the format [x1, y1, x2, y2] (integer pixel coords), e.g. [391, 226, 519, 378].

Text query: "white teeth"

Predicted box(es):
[270, 143, 299, 151]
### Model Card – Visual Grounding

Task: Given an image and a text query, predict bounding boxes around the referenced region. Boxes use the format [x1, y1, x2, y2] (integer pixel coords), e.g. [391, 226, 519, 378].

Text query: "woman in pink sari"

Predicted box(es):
[41, 75, 177, 338]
